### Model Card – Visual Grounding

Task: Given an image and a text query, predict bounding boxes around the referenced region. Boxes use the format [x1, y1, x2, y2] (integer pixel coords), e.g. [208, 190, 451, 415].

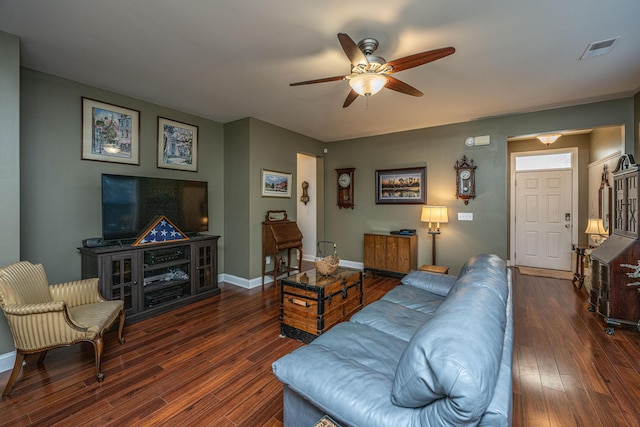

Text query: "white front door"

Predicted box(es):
[515, 169, 573, 270]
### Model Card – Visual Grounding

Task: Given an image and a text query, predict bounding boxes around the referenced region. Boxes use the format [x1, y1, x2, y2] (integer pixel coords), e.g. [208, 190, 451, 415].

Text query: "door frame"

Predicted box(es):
[509, 147, 579, 269]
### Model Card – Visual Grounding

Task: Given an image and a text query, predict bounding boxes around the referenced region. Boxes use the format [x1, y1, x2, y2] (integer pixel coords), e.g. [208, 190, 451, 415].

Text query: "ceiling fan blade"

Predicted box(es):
[385, 47, 455, 73]
[385, 76, 423, 97]
[343, 89, 359, 108]
[290, 75, 346, 86]
[338, 33, 368, 69]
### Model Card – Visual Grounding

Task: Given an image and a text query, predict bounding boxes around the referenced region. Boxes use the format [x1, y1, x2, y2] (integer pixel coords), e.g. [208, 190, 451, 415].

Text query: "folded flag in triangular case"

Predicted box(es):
[132, 215, 189, 246]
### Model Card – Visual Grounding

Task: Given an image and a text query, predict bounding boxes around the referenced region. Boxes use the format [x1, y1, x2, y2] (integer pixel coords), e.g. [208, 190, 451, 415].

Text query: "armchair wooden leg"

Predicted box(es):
[92, 336, 104, 382]
[2, 351, 26, 397]
[37, 350, 48, 365]
[117, 309, 125, 345]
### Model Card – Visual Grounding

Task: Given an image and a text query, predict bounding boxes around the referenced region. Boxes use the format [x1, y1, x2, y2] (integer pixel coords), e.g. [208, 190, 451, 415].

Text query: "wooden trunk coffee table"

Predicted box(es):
[280, 267, 363, 343]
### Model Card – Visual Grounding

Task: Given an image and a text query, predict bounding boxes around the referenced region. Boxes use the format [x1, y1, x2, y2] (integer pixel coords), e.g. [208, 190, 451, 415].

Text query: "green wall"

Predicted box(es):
[19, 69, 225, 283]
[324, 99, 635, 274]
[0, 31, 20, 356]
[223, 118, 324, 281]
[223, 119, 251, 278]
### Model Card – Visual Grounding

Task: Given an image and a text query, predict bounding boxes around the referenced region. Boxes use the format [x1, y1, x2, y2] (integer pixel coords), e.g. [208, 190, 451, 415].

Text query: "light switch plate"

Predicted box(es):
[458, 212, 473, 221]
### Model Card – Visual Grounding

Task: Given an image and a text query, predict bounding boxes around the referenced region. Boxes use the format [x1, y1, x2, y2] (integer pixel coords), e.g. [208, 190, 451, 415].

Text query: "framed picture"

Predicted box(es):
[82, 97, 140, 164]
[261, 169, 292, 198]
[375, 166, 427, 204]
[157, 117, 198, 171]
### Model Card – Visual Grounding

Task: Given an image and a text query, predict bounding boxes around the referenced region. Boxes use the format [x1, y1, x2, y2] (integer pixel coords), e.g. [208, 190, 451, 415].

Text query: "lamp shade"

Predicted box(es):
[584, 218, 606, 235]
[421, 206, 448, 225]
[349, 74, 388, 96]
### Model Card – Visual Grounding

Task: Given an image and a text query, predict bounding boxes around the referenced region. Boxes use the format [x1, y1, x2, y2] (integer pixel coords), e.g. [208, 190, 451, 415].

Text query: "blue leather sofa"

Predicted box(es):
[272, 254, 513, 427]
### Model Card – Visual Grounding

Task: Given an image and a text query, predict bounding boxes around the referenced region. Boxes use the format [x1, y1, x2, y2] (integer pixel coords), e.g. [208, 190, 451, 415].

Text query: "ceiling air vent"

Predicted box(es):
[580, 37, 619, 60]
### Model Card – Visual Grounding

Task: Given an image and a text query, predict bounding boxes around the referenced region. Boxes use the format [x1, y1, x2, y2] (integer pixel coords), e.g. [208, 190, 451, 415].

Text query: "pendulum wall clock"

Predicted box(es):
[336, 168, 355, 209]
[455, 156, 476, 204]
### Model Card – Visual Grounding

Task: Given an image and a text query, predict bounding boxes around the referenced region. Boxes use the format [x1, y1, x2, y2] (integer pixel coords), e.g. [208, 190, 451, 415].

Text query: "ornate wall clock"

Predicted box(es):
[454, 156, 476, 204]
[336, 168, 355, 209]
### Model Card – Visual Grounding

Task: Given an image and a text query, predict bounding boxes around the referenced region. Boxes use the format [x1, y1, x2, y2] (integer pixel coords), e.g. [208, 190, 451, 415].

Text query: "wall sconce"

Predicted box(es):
[585, 218, 607, 246]
[300, 181, 310, 205]
[421, 205, 448, 265]
[537, 134, 562, 146]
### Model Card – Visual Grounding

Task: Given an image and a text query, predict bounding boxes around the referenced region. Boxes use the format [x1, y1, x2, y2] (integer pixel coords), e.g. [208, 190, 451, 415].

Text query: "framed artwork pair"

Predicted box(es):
[81, 97, 198, 171]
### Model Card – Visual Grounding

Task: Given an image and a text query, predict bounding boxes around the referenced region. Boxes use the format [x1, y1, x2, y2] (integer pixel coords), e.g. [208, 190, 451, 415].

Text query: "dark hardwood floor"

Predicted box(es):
[1, 268, 639, 426]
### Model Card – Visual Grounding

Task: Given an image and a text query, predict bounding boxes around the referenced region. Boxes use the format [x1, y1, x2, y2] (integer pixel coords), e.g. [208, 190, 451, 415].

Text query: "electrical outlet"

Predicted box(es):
[458, 212, 473, 221]
[266, 256, 271, 264]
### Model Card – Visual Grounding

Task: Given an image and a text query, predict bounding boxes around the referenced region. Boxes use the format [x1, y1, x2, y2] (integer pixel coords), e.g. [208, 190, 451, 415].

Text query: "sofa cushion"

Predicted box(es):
[449, 267, 510, 306]
[391, 284, 506, 425]
[459, 253, 506, 277]
[381, 285, 445, 314]
[273, 322, 415, 426]
[400, 270, 457, 296]
[350, 300, 435, 341]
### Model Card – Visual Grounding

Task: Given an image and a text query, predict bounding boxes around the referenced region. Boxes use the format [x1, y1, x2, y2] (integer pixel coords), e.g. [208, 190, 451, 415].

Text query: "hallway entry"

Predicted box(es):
[511, 149, 577, 271]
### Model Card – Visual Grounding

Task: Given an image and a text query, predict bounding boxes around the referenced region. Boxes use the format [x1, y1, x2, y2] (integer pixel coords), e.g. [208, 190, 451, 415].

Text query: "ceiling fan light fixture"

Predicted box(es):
[349, 74, 388, 97]
[537, 134, 562, 145]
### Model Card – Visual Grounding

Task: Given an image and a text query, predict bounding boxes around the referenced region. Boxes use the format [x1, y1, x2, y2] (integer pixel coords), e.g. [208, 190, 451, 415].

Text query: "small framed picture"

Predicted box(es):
[261, 169, 292, 198]
[82, 97, 140, 164]
[157, 117, 198, 171]
[375, 166, 427, 204]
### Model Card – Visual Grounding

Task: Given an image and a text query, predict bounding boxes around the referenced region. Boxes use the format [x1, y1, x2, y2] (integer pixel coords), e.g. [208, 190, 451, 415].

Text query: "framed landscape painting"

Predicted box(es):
[375, 166, 426, 204]
[82, 97, 140, 164]
[261, 169, 292, 198]
[157, 117, 198, 171]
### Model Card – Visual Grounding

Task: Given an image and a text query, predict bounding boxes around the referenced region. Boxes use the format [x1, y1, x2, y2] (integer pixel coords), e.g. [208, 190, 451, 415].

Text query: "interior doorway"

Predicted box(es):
[510, 148, 578, 271]
[297, 153, 317, 261]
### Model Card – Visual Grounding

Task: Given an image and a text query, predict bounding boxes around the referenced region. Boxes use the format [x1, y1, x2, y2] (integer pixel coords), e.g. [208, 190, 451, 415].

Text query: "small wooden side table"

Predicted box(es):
[418, 264, 449, 275]
[572, 244, 589, 289]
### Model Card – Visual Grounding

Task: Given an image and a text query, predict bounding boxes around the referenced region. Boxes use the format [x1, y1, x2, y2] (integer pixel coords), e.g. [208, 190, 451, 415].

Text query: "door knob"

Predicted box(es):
[565, 224, 571, 228]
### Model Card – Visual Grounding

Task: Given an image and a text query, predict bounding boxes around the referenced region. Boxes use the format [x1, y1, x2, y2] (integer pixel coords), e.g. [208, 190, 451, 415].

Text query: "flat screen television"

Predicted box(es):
[102, 174, 208, 241]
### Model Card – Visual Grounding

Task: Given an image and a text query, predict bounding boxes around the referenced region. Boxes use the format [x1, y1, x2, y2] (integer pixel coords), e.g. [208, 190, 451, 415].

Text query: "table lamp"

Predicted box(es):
[584, 218, 607, 246]
[421, 206, 448, 265]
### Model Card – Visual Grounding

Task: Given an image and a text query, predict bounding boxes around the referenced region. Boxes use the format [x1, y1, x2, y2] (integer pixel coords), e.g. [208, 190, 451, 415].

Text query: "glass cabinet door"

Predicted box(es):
[193, 241, 216, 293]
[109, 253, 140, 313]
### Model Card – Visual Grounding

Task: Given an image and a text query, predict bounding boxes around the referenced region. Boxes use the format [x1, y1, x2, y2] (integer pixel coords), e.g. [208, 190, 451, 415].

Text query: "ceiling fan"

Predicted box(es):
[290, 33, 455, 108]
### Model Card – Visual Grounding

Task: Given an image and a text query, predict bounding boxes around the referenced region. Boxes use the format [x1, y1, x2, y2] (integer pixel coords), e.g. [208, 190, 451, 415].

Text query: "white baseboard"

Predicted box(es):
[339, 259, 364, 270]
[0, 351, 15, 373]
[221, 273, 270, 289]
[221, 259, 364, 290]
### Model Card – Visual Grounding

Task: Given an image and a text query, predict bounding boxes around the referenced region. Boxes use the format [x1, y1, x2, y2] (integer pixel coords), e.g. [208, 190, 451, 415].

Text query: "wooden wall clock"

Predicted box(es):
[336, 168, 355, 209]
[454, 156, 476, 204]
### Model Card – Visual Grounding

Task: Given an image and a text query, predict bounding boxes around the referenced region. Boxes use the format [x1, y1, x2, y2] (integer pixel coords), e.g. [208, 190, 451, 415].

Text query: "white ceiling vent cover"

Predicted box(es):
[580, 37, 620, 60]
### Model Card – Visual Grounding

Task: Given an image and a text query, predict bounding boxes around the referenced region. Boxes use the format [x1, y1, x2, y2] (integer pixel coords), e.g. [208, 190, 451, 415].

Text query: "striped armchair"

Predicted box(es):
[0, 261, 125, 396]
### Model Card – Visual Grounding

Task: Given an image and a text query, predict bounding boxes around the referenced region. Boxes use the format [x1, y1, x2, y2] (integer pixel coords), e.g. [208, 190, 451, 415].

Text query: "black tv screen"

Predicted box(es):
[102, 174, 208, 241]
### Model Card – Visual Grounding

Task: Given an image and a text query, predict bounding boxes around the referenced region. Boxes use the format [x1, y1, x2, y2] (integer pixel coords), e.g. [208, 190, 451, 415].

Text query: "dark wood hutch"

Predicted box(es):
[589, 154, 640, 334]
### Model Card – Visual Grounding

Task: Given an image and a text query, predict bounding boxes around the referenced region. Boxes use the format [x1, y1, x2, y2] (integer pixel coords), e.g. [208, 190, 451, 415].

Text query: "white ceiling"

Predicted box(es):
[1, 0, 639, 142]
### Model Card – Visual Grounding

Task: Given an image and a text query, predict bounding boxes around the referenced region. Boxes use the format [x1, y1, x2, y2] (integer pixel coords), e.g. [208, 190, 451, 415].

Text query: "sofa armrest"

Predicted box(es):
[401, 270, 457, 296]
[49, 278, 105, 307]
